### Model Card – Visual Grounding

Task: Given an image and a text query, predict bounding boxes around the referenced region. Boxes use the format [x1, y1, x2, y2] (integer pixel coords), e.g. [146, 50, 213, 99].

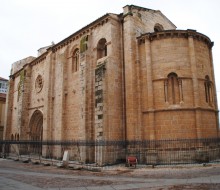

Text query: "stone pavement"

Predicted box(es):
[0, 158, 220, 190]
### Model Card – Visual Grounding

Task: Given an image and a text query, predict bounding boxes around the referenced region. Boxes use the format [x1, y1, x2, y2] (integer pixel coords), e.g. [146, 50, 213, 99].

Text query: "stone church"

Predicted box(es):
[4, 5, 219, 164]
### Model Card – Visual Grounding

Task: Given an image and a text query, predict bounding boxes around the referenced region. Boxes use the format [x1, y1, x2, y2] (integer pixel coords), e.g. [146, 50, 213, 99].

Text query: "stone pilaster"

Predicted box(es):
[19, 65, 32, 140]
[43, 52, 54, 142]
[61, 48, 68, 141]
[208, 42, 219, 137]
[84, 51, 95, 163]
[94, 60, 106, 165]
[144, 37, 155, 140]
[123, 14, 138, 140]
[188, 32, 201, 138]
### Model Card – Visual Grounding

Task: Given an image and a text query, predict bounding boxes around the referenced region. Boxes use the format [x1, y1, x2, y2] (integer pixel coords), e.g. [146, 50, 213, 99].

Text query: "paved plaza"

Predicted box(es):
[0, 158, 220, 190]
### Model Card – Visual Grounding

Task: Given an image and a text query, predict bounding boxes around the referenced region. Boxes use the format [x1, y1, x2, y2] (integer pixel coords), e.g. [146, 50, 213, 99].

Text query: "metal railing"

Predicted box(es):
[0, 138, 220, 165]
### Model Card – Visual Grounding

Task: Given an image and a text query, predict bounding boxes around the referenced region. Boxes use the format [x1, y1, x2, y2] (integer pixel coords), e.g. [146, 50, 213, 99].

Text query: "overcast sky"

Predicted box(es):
[0, 0, 219, 109]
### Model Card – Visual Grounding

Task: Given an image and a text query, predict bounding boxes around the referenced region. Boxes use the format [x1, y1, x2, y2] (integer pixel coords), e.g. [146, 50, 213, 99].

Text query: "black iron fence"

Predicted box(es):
[0, 138, 220, 165]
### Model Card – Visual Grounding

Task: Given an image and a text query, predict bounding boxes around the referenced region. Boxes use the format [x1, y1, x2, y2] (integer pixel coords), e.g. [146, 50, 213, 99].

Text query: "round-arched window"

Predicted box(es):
[154, 23, 164, 32]
[97, 38, 107, 59]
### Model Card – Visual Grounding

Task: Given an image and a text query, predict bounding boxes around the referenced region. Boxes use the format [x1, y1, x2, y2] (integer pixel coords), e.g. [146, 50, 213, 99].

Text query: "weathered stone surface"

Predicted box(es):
[4, 5, 219, 165]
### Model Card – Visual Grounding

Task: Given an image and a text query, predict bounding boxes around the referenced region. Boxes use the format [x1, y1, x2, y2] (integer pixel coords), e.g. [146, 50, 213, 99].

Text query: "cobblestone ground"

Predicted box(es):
[0, 158, 220, 189]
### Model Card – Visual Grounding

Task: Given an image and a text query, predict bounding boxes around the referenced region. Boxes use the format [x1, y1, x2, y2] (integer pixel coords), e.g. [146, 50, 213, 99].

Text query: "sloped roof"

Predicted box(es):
[0, 77, 8, 81]
[0, 93, 6, 99]
[124, 4, 176, 29]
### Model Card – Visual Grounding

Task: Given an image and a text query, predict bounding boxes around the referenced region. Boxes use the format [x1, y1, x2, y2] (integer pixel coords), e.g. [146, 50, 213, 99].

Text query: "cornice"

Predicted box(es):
[137, 29, 214, 48]
[10, 52, 48, 79]
[30, 53, 48, 67]
[125, 4, 155, 12]
[143, 106, 218, 114]
[152, 76, 192, 82]
[0, 77, 8, 81]
[51, 14, 111, 53]
[10, 68, 23, 79]
[9, 14, 114, 79]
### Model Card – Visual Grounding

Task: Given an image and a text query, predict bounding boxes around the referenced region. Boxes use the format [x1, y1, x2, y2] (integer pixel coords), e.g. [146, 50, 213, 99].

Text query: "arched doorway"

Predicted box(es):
[29, 110, 43, 154]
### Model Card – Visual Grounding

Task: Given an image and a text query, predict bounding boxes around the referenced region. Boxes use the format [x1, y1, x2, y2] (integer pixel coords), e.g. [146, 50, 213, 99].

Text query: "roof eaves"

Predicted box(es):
[156, 10, 177, 29]
[0, 77, 8, 81]
[124, 4, 155, 12]
[52, 13, 111, 51]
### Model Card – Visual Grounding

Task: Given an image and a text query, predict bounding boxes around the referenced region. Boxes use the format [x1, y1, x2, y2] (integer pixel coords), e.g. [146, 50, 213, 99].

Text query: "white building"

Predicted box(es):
[0, 77, 8, 94]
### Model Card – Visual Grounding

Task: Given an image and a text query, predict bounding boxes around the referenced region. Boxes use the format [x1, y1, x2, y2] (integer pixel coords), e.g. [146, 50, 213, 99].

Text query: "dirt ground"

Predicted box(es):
[0, 159, 220, 189]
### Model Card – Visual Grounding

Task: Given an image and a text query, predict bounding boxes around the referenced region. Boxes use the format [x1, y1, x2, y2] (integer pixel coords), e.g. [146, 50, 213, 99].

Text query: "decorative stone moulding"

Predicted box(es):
[31, 56, 47, 66]
[52, 17, 109, 53]
[35, 75, 43, 93]
[137, 30, 213, 48]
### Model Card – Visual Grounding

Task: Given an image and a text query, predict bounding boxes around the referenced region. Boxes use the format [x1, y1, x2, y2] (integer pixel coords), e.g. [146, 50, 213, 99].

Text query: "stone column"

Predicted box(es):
[208, 44, 219, 137]
[164, 80, 168, 103]
[188, 31, 201, 138]
[178, 79, 183, 103]
[144, 36, 155, 140]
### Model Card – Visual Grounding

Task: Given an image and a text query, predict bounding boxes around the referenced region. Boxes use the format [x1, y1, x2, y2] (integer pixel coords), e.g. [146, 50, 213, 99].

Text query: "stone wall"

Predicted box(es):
[137, 30, 218, 140]
[123, 5, 177, 141]
[4, 5, 219, 165]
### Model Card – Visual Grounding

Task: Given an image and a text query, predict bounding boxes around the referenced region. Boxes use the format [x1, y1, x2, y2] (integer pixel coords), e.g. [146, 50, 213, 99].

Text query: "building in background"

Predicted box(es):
[0, 77, 8, 140]
[3, 5, 219, 165]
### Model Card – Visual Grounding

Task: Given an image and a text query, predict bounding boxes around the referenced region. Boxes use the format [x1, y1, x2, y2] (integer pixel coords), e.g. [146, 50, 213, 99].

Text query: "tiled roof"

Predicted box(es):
[0, 77, 8, 81]
[0, 93, 6, 99]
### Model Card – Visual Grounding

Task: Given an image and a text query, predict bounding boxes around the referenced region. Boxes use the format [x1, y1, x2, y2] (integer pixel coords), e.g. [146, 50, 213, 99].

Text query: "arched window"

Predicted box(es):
[72, 48, 79, 72]
[154, 23, 164, 32]
[204, 75, 213, 104]
[97, 38, 107, 59]
[11, 134, 14, 140]
[164, 72, 183, 104]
